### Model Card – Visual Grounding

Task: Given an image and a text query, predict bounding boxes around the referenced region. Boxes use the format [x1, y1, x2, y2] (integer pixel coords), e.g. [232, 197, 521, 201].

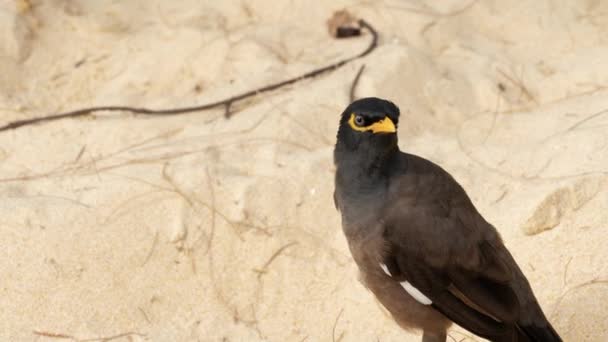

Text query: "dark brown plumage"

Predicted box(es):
[333, 97, 561, 342]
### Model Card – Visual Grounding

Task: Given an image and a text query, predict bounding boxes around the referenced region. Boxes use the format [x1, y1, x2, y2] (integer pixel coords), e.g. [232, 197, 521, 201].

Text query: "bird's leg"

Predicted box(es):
[421, 331, 446, 342]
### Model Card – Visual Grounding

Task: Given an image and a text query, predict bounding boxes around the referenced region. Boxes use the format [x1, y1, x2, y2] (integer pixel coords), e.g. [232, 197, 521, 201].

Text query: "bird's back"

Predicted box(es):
[389, 153, 561, 341]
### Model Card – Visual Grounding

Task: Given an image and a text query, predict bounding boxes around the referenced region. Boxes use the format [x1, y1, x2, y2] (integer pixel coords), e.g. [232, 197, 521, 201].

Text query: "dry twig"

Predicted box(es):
[32, 330, 145, 341]
[140, 229, 159, 267]
[349, 64, 366, 102]
[551, 277, 608, 319]
[0, 20, 378, 133]
[332, 308, 345, 342]
[253, 241, 298, 278]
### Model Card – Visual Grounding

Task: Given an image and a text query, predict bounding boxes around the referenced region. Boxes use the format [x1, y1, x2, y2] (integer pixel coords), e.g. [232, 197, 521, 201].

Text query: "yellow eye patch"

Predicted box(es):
[348, 113, 396, 134]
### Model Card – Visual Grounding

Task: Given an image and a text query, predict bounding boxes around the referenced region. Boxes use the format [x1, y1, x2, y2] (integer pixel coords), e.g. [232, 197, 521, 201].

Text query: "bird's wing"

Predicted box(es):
[381, 198, 522, 339]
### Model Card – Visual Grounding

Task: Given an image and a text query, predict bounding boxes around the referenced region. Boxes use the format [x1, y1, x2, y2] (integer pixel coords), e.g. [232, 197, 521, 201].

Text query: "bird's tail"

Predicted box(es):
[487, 322, 562, 342]
[515, 321, 562, 342]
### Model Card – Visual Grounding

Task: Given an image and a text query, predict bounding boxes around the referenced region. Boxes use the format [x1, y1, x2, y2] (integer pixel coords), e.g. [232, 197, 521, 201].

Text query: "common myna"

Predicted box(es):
[333, 97, 562, 341]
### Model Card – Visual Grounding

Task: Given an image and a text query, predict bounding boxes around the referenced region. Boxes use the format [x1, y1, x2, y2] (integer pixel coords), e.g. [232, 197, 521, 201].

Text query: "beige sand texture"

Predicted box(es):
[1, 0, 607, 341]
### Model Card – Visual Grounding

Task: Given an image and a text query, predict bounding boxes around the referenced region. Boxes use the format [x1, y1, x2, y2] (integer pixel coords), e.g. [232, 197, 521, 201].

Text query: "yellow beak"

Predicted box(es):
[369, 117, 396, 134]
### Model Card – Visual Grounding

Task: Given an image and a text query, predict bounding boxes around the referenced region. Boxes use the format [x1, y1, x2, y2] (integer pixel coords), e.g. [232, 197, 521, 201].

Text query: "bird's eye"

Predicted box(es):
[354, 115, 365, 126]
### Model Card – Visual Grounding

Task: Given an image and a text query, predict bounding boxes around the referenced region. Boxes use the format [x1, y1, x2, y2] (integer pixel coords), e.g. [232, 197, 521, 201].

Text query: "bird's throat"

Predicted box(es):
[334, 144, 399, 199]
[336, 141, 398, 175]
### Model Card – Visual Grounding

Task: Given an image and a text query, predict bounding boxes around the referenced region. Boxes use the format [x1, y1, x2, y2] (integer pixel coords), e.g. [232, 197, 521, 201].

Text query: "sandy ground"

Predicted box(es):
[1, 1, 607, 341]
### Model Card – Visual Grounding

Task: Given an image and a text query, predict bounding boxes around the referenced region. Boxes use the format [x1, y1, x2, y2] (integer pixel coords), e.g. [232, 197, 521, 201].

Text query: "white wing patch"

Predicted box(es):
[379, 263, 391, 276]
[401, 281, 432, 305]
[378, 263, 432, 305]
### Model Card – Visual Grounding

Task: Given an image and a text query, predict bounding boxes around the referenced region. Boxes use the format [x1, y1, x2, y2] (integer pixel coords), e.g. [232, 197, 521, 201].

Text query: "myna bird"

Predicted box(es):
[333, 97, 562, 342]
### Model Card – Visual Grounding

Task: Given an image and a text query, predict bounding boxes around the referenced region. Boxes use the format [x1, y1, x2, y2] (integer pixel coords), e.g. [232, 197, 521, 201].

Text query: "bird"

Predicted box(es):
[333, 97, 562, 342]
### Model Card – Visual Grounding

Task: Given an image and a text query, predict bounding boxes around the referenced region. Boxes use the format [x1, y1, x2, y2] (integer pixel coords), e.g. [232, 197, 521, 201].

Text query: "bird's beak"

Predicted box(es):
[370, 117, 396, 134]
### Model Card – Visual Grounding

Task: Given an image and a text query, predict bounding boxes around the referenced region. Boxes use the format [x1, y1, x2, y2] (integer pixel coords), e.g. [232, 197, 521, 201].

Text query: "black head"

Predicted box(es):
[342, 97, 400, 127]
[336, 97, 400, 153]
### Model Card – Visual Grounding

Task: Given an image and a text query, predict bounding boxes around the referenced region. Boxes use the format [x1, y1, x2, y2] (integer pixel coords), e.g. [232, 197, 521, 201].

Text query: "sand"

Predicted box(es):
[1, 1, 607, 341]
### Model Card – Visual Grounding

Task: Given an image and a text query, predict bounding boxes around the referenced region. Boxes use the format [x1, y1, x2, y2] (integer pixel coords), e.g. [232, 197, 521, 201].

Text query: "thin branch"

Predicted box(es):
[562, 256, 573, 288]
[80, 332, 145, 342]
[32, 330, 145, 342]
[138, 307, 151, 324]
[349, 64, 366, 102]
[253, 241, 298, 278]
[550, 277, 608, 319]
[0, 20, 378, 133]
[140, 229, 159, 267]
[332, 308, 345, 342]
[32, 330, 73, 339]
[559, 108, 608, 136]
[496, 67, 536, 104]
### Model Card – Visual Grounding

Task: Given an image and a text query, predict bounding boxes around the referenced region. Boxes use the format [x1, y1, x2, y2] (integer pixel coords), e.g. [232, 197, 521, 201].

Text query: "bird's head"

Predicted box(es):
[335, 97, 400, 154]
